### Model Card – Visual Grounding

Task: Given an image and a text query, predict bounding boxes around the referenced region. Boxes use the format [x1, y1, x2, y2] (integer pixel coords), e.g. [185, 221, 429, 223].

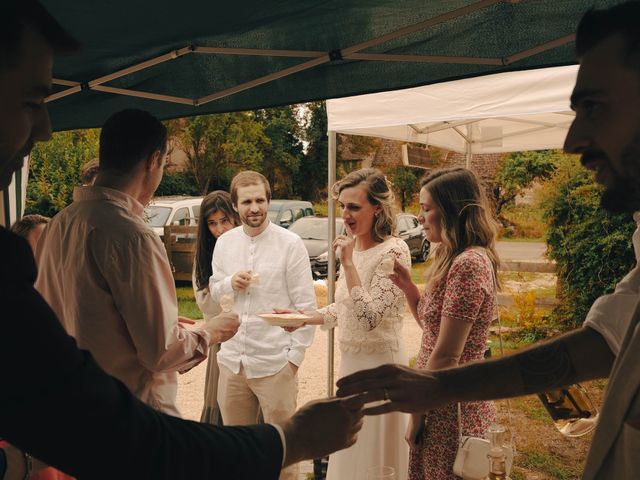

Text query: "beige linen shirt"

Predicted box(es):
[35, 186, 210, 416]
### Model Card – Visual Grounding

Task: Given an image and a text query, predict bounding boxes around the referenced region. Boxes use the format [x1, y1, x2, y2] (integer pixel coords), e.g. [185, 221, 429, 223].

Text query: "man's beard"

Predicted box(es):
[242, 212, 266, 228]
[601, 134, 640, 213]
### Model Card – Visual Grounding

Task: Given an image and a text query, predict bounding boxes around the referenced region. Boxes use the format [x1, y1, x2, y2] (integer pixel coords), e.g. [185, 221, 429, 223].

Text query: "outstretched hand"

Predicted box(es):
[336, 363, 446, 415]
[280, 395, 366, 466]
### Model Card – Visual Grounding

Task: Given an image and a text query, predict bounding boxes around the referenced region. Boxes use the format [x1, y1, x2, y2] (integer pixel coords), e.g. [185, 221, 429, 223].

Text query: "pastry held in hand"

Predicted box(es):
[379, 256, 395, 276]
[259, 312, 311, 327]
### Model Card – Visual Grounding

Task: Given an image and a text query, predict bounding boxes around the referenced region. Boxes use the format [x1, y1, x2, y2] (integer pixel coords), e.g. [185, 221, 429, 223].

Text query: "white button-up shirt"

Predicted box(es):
[584, 212, 640, 355]
[210, 221, 316, 378]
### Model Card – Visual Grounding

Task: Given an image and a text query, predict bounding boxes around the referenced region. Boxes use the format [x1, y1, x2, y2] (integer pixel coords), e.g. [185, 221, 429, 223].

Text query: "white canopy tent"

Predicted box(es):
[322, 65, 578, 393]
[327, 64, 578, 158]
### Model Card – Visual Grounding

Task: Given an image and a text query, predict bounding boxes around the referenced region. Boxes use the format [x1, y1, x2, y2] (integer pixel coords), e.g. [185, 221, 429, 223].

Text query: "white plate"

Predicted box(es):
[258, 313, 311, 327]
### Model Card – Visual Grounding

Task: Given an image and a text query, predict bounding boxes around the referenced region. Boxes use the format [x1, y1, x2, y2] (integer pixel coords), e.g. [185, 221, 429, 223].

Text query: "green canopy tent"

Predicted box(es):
[4, 0, 618, 393]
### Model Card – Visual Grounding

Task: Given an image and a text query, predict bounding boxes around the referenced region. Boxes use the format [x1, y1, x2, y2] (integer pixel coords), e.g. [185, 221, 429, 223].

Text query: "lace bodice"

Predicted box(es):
[318, 236, 411, 353]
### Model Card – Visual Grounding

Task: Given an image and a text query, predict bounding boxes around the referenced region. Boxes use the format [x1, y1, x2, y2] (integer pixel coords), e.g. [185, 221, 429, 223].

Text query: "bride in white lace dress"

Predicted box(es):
[288, 168, 411, 480]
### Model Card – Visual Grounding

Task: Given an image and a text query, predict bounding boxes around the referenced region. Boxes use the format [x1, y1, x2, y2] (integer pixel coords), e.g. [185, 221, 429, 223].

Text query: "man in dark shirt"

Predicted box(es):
[0, 1, 364, 478]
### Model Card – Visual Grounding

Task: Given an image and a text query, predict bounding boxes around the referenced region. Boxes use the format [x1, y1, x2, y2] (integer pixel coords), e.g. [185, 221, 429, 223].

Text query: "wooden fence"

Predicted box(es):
[497, 260, 559, 307]
[163, 225, 198, 282]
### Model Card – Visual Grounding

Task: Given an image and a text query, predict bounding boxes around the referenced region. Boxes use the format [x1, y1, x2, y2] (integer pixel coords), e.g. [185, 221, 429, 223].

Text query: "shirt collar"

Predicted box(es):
[72, 185, 145, 217]
[241, 220, 272, 240]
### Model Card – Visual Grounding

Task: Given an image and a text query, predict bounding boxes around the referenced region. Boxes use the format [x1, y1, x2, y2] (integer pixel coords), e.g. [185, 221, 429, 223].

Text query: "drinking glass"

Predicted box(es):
[219, 294, 234, 312]
[366, 466, 395, 480]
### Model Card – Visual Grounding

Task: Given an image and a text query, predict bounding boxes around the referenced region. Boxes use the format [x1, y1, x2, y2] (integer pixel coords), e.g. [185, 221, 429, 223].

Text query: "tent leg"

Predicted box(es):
[465, 125, 473, 169]
[327, 131, 337, 397]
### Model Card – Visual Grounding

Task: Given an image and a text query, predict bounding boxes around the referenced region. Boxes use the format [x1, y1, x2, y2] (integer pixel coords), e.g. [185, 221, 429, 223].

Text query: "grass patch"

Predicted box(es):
[511, 397, 552, 425]
[176, 285, 202, 319]
[501, 204, 546, 240]
[517, 449, 583, 479]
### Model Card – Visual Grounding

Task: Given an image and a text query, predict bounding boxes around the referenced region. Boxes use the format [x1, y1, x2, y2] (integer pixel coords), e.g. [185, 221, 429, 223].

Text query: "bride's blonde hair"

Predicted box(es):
[422, 167, 500, 290]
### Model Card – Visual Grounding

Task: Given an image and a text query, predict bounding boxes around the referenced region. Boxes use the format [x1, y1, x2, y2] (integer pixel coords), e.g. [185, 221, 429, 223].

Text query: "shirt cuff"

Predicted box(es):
[270, 423, 287, 467]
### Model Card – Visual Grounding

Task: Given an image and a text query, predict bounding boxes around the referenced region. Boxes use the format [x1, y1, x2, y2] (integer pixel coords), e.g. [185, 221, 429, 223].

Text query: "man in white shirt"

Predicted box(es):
[210, 170, 316, 480]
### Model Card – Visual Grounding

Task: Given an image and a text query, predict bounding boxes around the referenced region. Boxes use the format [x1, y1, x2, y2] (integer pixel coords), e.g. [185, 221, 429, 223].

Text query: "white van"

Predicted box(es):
[144, 196, 203, 238]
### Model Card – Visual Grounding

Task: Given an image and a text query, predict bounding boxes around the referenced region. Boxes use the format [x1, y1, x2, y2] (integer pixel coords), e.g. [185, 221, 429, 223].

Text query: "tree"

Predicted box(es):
[492, 150, 558, 216]
[166, 113, 268, 195]
[27, 129, 100, 216]
[254, 106, 304, 198]
[541, 154, 635, 328]
[295, 102, 328, 202]
[387, 166, 421, 211]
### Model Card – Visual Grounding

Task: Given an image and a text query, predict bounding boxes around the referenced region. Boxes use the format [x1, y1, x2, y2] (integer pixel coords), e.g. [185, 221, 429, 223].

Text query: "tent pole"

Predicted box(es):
[466, 124, 473, 169]
[327, 130, 337, 397]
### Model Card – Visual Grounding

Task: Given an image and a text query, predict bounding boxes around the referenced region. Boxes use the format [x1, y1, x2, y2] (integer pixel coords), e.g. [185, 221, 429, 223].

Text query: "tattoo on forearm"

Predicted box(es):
[515, 341, 577, 393]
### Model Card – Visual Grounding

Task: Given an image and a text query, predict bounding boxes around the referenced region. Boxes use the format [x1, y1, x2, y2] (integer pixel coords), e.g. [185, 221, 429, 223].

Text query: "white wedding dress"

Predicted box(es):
[320, 237, 411, 480]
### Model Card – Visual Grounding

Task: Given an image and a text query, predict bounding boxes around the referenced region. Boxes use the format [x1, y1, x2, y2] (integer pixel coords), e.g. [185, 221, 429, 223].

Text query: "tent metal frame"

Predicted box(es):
[47, 0, 573, 114]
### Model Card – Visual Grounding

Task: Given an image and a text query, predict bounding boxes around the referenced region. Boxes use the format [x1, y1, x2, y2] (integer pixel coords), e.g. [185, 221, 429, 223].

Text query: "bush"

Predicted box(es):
[155, 171, 200, 196]
[541, 155, 635, 328]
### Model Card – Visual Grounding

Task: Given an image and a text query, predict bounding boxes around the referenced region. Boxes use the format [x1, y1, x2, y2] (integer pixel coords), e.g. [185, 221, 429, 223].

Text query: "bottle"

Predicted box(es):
[485, 424, 511, 480]
[537, 384, 598, 437]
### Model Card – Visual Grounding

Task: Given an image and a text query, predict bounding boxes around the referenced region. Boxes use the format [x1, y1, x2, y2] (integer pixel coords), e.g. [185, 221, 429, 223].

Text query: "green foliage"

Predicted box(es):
[26, 129, 100, 216]
[296, 102, 328, 202]
[166, 113, 268, 195]
[500, 204, 546, 240]
[255, 106, 305, 198]
[155, 171, 200, 197]
[541, 155, 635, 328]
[387, 166, 421, 211]
[493, 150, 558, 216]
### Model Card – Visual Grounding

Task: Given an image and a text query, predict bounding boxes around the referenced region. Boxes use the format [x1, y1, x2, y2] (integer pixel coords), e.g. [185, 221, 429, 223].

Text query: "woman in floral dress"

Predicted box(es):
[285, 168, 411, 480]
[390, 167, 500, 480]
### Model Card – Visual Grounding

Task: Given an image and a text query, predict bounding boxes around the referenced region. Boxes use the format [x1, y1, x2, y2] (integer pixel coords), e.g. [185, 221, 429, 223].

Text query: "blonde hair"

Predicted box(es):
[332, 168, 396, 242]
[421, 167, 500, 290]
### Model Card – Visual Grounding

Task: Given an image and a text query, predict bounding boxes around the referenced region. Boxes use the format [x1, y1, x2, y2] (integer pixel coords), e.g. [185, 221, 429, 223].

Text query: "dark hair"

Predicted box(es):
[332, 168, 396, 242]
[0, 0, 80, 72]
[99, 109, 167, 174]
[194, 191, 240, 290]
[576, 2, 640, 70]
[80, 158, 99, 185]
[230, 171, 271, 205]
[10, 213, 50, 238]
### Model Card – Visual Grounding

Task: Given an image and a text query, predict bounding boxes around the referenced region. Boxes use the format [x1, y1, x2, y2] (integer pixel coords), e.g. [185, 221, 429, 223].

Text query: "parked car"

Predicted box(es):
[289, 216, 344, 279]
[268, 199, 314, 228]
[397, 213, 429, 262]
[144, 196, 203, 239]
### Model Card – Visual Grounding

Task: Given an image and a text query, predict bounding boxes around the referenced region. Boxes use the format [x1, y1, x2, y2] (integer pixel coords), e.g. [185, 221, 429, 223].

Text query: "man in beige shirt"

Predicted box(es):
[35, 108, 239, 416]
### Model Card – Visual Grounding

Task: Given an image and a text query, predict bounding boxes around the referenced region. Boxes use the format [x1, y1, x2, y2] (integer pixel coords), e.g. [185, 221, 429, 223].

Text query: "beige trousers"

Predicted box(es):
[218, 363, 298, 480]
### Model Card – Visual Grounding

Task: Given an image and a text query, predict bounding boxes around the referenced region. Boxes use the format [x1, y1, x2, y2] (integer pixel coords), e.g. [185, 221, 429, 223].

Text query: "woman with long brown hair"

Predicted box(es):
[390, 167, 500, 480]
[193, 191, 240, 424]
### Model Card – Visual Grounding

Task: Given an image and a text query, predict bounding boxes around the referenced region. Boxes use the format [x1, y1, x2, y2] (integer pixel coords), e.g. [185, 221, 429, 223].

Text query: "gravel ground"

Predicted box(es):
[176, 311, 423, 479]
[176, 311, 423, 420]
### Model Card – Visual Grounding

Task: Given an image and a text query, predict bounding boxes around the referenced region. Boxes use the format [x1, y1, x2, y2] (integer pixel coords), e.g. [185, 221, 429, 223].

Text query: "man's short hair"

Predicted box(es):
[0, 0, 80, 72]
[230, 171, 272, 205]
[99, 109, 168, 174]
[10, 214, 50, 239]
[576, 1, 640, 70]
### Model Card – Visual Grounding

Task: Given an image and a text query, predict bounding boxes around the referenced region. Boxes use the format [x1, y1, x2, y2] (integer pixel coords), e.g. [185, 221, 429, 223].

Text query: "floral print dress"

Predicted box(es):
[408, 248, 497, 480]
